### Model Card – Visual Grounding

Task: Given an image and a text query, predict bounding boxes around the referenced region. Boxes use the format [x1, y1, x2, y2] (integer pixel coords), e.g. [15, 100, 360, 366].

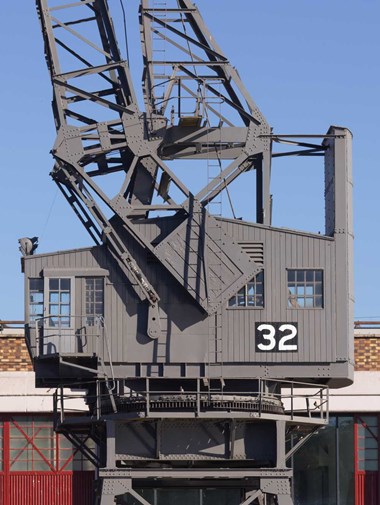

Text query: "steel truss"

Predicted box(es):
[35, 1, 335, 503]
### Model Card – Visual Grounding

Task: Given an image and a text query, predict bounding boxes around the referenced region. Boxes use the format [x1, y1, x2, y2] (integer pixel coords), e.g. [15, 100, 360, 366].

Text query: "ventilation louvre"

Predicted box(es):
[238, 242, 264, 266]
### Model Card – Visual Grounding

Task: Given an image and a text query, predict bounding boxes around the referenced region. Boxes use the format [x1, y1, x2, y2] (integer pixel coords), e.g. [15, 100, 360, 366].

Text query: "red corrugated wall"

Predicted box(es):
[0, 472, 94, 505]
[355, 473, 379, 505]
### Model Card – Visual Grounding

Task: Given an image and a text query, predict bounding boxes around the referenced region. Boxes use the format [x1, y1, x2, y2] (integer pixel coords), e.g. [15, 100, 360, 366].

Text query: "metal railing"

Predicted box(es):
[53, 378, 329, 425]
[0, 320, 24, 330]
[34, 315, 105, 357]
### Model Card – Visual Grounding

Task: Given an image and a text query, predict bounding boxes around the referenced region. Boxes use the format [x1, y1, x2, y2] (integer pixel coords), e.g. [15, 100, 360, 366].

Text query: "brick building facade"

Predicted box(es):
[0, 323, 94, 505]
[0, 329, 32, 372]
[354, 326, 380, 371]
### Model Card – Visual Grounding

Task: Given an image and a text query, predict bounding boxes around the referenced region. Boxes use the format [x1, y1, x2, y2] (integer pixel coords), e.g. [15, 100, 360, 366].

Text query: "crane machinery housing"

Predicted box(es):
[22, 1, 353, 504]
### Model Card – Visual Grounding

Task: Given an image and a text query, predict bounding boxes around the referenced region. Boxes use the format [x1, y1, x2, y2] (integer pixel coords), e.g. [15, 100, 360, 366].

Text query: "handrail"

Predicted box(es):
[0, 320, 24, 330]
[53, 378, 329, 425]
[34, 314, 105, 356]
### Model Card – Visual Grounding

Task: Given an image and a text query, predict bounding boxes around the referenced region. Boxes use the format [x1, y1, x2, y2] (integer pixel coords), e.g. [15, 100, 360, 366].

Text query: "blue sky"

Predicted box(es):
[0, 0, 379, 320]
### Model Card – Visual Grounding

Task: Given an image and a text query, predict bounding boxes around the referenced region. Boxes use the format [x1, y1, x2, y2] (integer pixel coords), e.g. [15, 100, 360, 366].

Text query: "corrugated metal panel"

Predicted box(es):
[355, 473, 378, 505]
[6, 472, 93, 505]
[72, 472, 94, 505]
[0, 474, 4, 505]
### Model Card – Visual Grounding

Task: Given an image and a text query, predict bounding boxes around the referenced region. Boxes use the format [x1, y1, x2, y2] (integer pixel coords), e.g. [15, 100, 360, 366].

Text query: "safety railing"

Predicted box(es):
[53, 378, 329, 426]
[33, 315, 105, 357]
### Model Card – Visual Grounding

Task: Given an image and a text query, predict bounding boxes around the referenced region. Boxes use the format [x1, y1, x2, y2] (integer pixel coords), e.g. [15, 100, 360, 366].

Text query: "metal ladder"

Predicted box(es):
[205, 84, 224, 377]
[151, 0, 168, 114]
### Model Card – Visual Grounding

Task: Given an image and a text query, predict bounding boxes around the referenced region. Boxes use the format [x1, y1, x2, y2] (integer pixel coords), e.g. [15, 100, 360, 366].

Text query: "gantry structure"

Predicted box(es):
[23, 1, 353, 503]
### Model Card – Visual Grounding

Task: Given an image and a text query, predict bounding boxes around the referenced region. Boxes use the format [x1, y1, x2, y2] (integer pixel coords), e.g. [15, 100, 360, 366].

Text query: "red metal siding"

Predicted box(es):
[3, 472, 93, 505]
[72, 472, 95, 505]
[0, 416, 94, 505]
[355, 415, 380, 505]
[355, 473, 378, 505]
[0, 475, 3, 505]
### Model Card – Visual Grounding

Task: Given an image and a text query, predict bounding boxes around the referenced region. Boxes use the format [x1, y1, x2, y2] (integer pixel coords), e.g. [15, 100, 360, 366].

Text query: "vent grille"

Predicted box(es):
[238, 242, 264, 265]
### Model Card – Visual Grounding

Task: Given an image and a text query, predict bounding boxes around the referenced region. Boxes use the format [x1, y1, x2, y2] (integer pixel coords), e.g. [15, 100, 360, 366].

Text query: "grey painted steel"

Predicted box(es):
[27, 1, 354, 504]
[24, 209, 353, 384]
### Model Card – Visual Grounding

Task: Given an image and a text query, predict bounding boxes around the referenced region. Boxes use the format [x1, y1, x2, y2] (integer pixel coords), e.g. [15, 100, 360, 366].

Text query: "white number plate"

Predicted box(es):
[255, 323, 298, 352]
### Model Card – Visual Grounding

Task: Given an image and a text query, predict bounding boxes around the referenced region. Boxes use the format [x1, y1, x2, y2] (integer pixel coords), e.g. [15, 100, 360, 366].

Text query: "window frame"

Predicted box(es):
[84, 276, 104, 326]
[44, 276, 75, 329]
[287, 269, 324, 310]
[227, 270, 264, 309]
[28, 278, 44, 324]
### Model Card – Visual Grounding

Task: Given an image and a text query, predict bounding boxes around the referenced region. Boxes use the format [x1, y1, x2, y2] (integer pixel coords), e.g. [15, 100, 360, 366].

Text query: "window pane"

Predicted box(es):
[297, 286, 305, 296]
[247, 284, 255, 296]
[228, 271, 264, 308]
[60, 317, 70, 328]
[95, 278, 103, 289]
[47, 278, 72, 327]
[49, 304, 59, 315]
[60, 279, 71, 290]
[288, 270, 323, 309]
[10, 459, 29, 471]
[256, 295, 263, 305]
[33, 459, 50, 471]
[30, 292, 43, 303]
[365, 438, 378, 449]
[305, 297, 314, 308]
[85, 277, 104, 321]
[30, 305, 43, 316]
[306, 270, 314, 282]
[296, 271, 304, 282]
[60, 305, 70, 316]
[365, 460, 378, 471]
[10, 438, 27, 449]
[315, 283, 323, 295]
[60, 292, 70, 303]
[247, 296, 255, 306]
[30, 279, 44, 291]
[29, 279, 44, 324]
[49, 279, 59, 290]
[361, 416, 378, 428]
[363, 448, 378, 459]
[315, 296, 323, 307]
[296, 298, 305, 307]
[49, 292, 59, 303]
[315, 271, 322, 281]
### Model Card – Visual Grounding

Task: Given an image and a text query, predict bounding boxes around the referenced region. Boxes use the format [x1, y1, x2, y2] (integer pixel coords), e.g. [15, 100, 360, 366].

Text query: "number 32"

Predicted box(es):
[256, 323, 298, 352]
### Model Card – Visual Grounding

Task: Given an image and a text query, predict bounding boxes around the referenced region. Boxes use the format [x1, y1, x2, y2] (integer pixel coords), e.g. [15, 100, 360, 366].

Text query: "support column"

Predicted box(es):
[260, 478, 293, 505]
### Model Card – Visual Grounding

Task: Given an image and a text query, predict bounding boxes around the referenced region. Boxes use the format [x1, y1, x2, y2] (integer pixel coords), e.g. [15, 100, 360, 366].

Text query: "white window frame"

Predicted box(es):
[43, 276, 75, 329]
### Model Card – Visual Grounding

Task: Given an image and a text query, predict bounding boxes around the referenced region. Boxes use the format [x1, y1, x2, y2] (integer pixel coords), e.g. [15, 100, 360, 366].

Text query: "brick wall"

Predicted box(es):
[355, 336, 380, 371]
[0, 333, 32, 372]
